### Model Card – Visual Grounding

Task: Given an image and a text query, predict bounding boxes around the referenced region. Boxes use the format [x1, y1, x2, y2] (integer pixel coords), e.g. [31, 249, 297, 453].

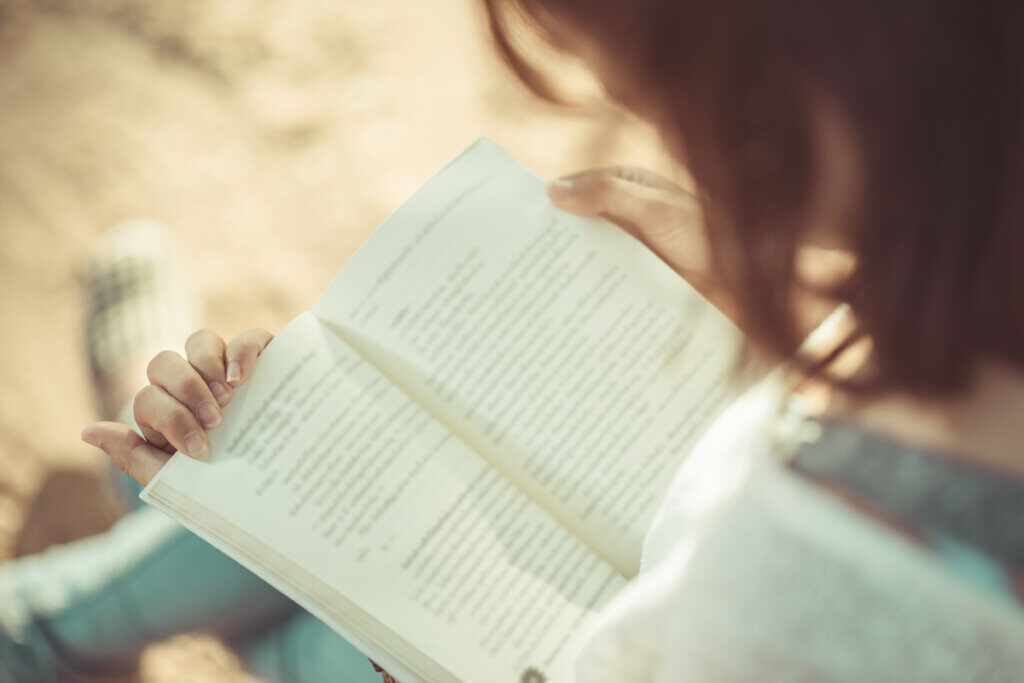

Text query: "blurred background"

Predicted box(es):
[0, 0, 668, 679]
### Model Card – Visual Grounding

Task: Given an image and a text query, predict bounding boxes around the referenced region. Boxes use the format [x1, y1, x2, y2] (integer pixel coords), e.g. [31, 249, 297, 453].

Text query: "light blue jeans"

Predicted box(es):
[36, 468, 381, 682]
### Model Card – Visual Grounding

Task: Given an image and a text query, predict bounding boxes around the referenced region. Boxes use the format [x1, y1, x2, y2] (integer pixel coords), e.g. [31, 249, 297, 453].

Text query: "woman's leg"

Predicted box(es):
[235, 611, 381, 683]
[3, 498, 383, 682]
[4, 437, 376, 680]
[1, 503, 299, 676]
[5, 408, 297, 676]
[11, 401, 309, 666]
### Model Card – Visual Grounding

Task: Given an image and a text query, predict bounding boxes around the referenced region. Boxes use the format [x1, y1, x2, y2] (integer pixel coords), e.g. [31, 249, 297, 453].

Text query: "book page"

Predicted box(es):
[143, 311, 625, 683]
[313, 139, 748, 577]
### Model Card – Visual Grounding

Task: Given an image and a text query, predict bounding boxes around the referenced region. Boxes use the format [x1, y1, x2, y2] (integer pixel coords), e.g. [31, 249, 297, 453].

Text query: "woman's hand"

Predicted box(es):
[548, 166, 744, 324]
[548, 167, 712, 283]
[81, 328, 274, 486]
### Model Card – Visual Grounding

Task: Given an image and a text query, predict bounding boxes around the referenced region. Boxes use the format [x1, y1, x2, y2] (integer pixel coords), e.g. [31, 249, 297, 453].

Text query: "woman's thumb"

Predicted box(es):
[547, 168, 668, 234]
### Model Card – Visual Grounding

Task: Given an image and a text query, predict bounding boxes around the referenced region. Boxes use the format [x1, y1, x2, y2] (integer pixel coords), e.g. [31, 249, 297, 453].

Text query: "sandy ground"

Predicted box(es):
[0, 0, 672, 680]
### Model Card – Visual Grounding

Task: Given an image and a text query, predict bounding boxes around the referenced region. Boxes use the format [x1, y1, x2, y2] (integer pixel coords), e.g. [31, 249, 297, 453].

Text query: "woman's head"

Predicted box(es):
[485, 0, 1024, 395]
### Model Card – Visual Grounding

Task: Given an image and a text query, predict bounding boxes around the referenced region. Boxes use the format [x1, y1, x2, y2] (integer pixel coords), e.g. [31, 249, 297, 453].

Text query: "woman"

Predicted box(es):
[6, 0, 1024, 680]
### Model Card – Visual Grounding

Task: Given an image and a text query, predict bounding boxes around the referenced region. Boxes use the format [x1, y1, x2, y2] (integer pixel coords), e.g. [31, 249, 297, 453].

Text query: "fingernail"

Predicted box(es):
[196, 400, 222, 428]
[548, 178, 575, 195]
[209, 381, 231, 406]
[226, 360, 242, 384]
[81, 426, 101, 448]
[183, 431, 209, 459]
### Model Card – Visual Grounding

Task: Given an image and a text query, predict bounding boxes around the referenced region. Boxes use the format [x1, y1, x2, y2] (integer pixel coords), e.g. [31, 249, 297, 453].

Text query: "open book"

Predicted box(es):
[141, 139, 747, 682]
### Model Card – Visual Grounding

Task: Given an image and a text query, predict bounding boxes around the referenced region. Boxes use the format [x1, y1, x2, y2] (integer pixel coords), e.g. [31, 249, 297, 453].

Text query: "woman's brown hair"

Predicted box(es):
[484, 0, 1024, 395]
